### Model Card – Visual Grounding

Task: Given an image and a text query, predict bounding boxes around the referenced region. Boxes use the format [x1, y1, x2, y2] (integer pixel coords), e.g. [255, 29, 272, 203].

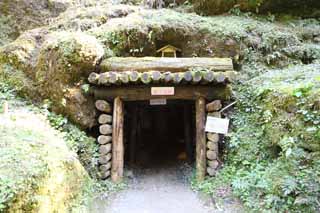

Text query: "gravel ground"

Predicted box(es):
[90, 161, 243, 213]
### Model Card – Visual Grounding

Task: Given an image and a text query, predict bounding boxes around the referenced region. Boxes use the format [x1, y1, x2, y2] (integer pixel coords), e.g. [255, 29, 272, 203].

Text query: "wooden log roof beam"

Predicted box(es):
[92, 85, 232, 101]
[100, 57, 233, 73]
[88, 71, 237, 86]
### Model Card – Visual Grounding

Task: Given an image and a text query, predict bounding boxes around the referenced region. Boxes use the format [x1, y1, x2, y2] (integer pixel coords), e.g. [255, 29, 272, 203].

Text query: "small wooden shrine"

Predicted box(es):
[88, 56, 236, 183]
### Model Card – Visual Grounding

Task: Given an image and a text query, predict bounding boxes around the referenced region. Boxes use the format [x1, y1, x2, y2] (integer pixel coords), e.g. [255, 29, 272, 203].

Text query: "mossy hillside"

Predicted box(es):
[1, 5, 320, 130]
[0, 106, 90, 212]
[192, 0, 320, 17]
[194, 63, 320, 212]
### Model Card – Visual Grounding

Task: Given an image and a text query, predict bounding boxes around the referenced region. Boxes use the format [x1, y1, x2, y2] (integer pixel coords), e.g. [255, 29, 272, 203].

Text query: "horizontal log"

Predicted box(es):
[95, 100, 112, 113]
[207, 133, 219, 143]
[119, 72, 129, 84]
[100, 162, 111, 172]
[206, 100, 222, 112]
[88, 72, 99, 84]
[99, 144, 112, 154]
[208, 112, 221, 118]
[91, 70, 237, 86]
[98, 73, 109, 85]
[202, 71, 214, 84]
[100, 170, 111, 179]
[141, 72, 152, 84]
[98, 114, 112, 124]
[129, 71, 140, 83]
[206, 150, 217, 160]
[99, 153, 112, 164]
[100, 57, 233, 73]
[98, 135, 112, 144]
[207, 167, 216, 176]
[151, 71, 162, 82]
[207, 141, 218, 151]
[207, 160, 219, 169]
[163, 72, 174, 83]
[192, 70, 202, 84]
[93, 85, 232, 101]
[99, 124, 112, 135]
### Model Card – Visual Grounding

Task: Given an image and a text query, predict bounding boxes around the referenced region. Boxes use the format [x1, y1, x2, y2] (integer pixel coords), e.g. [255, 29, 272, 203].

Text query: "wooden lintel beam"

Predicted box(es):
[93, 85, 231, 101]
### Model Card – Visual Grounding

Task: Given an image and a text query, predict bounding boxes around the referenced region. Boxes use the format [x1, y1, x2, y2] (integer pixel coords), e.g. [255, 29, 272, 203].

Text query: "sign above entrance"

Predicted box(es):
[150, 99, 167, 105]
[205, 116, 229, 135]
[151, 87, 175, 96]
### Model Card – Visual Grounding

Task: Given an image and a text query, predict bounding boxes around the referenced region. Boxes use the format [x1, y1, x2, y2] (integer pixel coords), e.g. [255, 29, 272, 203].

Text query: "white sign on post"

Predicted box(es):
[151, 87, 174, 96]
[150, 99, 167, 105]
[205, 116, 229, 135]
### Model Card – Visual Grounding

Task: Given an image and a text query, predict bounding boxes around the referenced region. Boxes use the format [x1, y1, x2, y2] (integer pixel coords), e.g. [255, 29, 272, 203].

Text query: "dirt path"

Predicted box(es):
[91, 162, 213, 213]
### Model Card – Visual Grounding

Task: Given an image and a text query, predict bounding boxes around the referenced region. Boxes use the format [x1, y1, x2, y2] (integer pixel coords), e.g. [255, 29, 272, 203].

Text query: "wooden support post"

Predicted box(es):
[111, 97, 124, 183]
[196, 97, 206, 182]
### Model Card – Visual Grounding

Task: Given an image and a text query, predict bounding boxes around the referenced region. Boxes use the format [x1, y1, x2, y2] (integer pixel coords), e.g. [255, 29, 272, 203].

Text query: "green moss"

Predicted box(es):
[194, 64, 320, 212]
[0, 110, 89, 212]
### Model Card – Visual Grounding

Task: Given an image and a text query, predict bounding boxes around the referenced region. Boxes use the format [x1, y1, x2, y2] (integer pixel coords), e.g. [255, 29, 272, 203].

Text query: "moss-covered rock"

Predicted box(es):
[0, 106, 90, 212]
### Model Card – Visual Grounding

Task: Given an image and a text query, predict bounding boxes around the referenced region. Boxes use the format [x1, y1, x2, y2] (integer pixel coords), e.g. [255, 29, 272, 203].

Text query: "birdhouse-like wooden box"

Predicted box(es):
[157, 45, 181, 57]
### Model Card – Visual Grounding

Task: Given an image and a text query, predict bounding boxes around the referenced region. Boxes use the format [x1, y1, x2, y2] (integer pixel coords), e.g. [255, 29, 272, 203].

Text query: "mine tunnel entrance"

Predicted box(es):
[124, 100, 195, 169]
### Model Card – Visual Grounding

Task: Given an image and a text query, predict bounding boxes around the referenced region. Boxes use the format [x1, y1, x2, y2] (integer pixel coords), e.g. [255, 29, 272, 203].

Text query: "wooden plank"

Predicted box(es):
[93, 85, 231, 101]
[111, 97, 124, 183]
[100, 57, 233, 73]
[196, 97, 206, 181]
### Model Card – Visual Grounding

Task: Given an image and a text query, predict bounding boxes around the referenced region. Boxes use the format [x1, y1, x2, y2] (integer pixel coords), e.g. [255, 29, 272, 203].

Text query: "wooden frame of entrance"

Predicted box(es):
[94, 85, 231, 183]
[90, 57, 234, 183]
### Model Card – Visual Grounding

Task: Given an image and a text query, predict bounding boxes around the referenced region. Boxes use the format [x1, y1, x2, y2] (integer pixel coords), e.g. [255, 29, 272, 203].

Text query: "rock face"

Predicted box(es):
[192, 0, 320, 17]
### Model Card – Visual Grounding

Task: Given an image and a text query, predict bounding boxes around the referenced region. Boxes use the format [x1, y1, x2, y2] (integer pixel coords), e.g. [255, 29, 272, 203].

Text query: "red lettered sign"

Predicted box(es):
[151, 87, 175, 96]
